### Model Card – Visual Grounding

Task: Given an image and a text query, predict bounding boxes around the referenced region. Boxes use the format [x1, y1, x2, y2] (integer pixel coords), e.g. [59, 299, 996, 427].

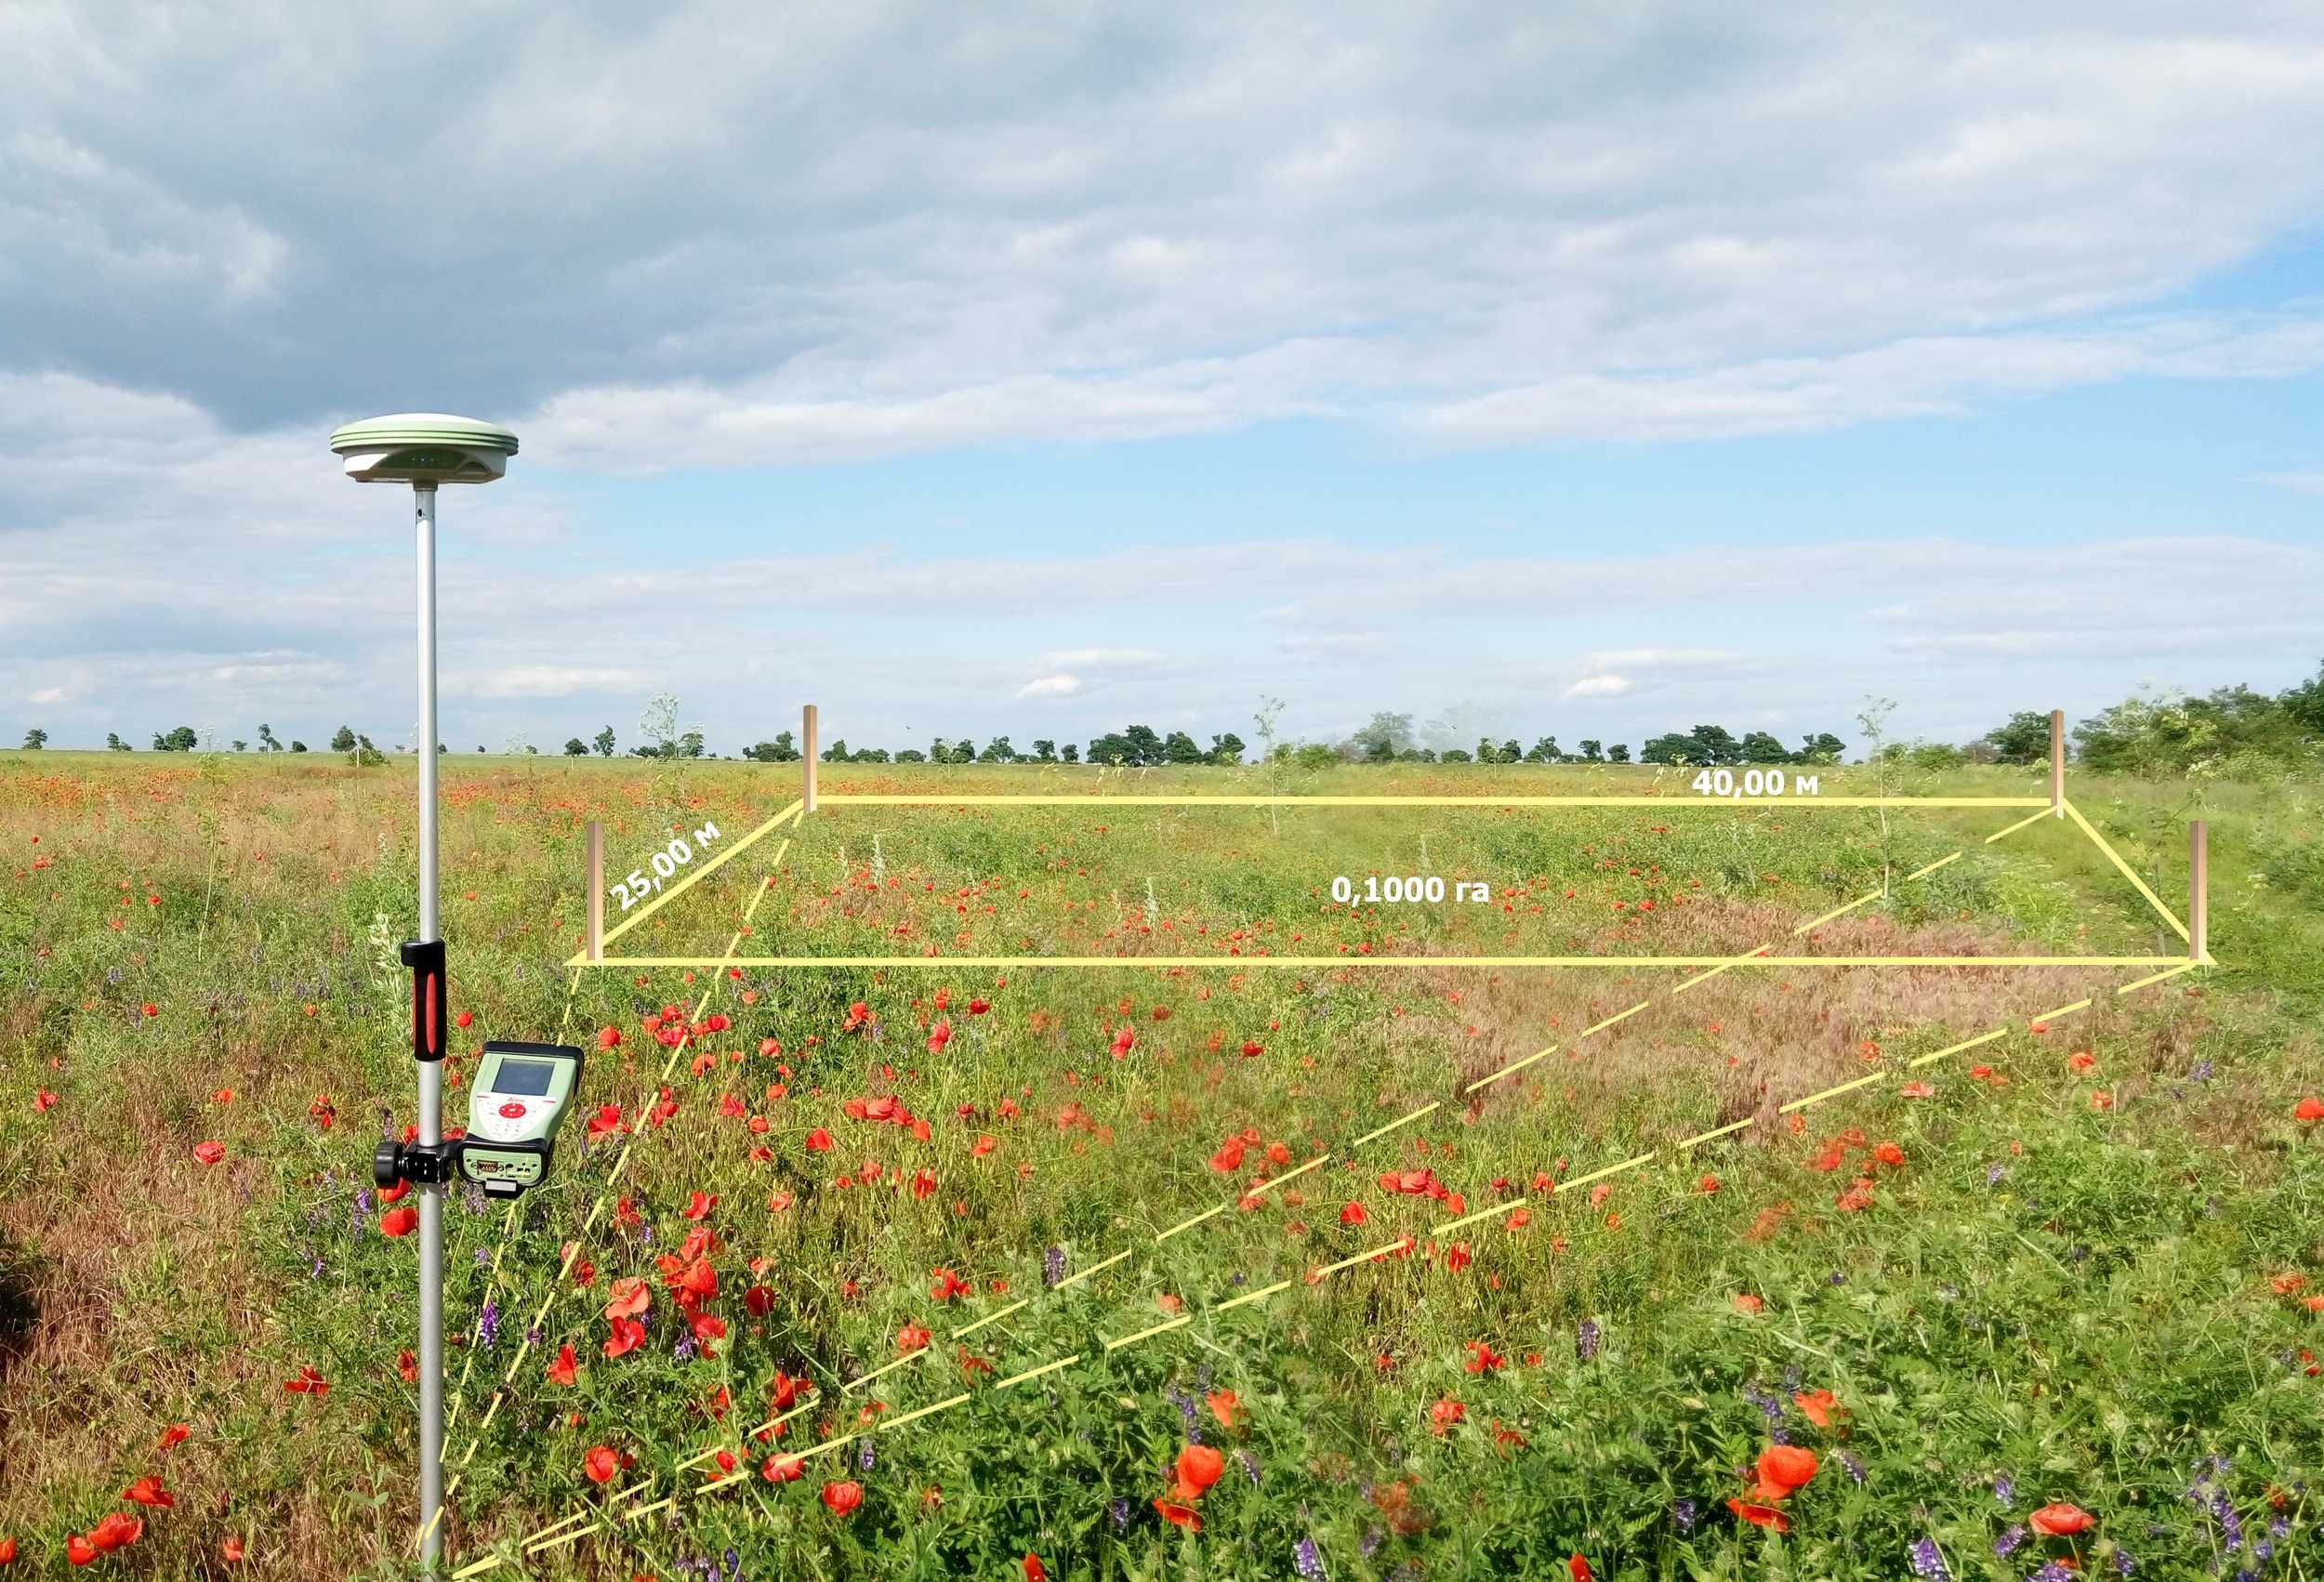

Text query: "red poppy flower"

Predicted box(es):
[0, 1536, 17, 1563]
[399, 1351, 417, 1383]
[762, 1453, 804, 1483]
[66, 1534, 98, 1566]
[821, 1480, 863, 1516]
[546, 1344, 578, 1387]
[88, 1514, 142, 1553]
[2297, 1096, 2324, 1124]
[1726, 1497, 1789, 1532]
[192, 1140, 226, 1165]
[33, 1090, 56, 1114]
[806, 1127, 834, 1153]
[1733, 1293, 1764, 1314]
[1023, 1555, 1046, 1581]
[1464, 1339, 1505, 1374]
[221, 1535, 244, 1563]
[1110, 1028, 1136, 1057]
[1569, 1557, 1594, 1582]
[455, 1010, 473, 1029]
[1153, 1497, 1201, 1531]
[583, 1444, 619, 1484]
[931, 1268, 971, 1301]
[283, 1365, 329, 1396]
[603, 1317, 645, 1359]
[746, 1284, 775, 1316]
[1429, 1397, 1465, 1434]
[1792, 1388, 1842, 1427]
[682, 1190, 717, 1220]
[897, 1322, 931, 1354]
[1172, 1443, 1225, 1499]
[2029, 1502, 2093, 1536]
[156, 1424, 190, 1451]
[1873, 1140, 1906, 1167]
[121, 1476, 173, 1508]
[1206, 1389, 1242, 1430]
[926, 1019, 952, 1053]
[605, 1278, 651, 1320]
[1751, 1444, 1819, 1500]
[379, 1206, 418, 1237]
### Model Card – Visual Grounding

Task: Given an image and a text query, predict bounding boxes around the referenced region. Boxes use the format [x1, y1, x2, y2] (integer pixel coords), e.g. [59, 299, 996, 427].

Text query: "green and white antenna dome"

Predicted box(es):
[330, 412, 519, 484]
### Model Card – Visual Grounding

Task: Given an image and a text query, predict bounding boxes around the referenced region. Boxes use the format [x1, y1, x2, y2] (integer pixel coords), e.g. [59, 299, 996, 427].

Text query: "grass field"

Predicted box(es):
[3, 751, 2321, 1579]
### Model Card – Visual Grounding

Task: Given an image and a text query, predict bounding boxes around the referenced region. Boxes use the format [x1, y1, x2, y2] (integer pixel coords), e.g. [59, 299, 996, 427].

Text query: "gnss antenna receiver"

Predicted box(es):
[332, 414, 551, 1574]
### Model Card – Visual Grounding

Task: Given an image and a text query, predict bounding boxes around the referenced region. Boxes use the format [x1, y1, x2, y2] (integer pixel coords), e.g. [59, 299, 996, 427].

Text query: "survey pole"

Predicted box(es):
[587, 821, 604, 961]
[413, 484, 446, 1571]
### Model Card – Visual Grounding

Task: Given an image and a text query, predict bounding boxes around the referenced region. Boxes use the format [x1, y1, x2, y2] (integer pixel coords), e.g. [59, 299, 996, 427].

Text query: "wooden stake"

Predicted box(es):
[586, 821, 603, 962]
[802, 704, 818, 814]
[2049, 708, 2065, 817]
[2188, 820, 2207, 963]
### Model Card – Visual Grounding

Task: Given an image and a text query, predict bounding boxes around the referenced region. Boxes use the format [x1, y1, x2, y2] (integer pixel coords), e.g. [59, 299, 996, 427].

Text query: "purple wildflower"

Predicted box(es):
[1294, 1536, 1327, 1578]
[1044, 1246, 1066, 1286]
[1235, 1449, 1261, 1486]
[2031, 1564, 2076, 1582]
[1576, 1318, 1599, 1362]
[858, 1438, 875, 1472]
[1908, 1536, 1949, 1578]
[477, 1297, 499, 1351]
[1995, 1473, 2015, 1507]
[1670, 1497, 1697, 1534]
[2111, 1549, 2134, 1575]
[1994, 1524, 2026, 1557]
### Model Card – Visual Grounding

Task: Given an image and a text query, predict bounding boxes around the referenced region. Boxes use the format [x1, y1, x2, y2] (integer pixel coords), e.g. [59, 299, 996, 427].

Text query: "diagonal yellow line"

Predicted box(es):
[2028, 997, 2092, 1026]
[1679, 1117, 1755, 1149]
[1103, 1312, 1194, 1352]
[2062, 798, 2189, 941]
[996, 1353, 1080, 1391]
[820, 794, 2052, 807]
[1313, 1237, 1412, 1281]
[524, 1520, 601, 1555]
[1791, 889, 1883, 936]
[844, 1347, 930, 1391]
[1984, 807, 2053, 845]
[1353, 1101, 1443, 1146]
[1463, 1046, 1555, 1094]
[1056, 1250, 1130, 1289]
[1671, 945, 1771, 995]
[878, 1391, 972, 1431]
[1902, 851, 1963, 883]
[1908, 1028, 2006, 1068]
[951, 1299, 1029, 1338]
[452, 1558, 504, 1579]
[1554, 1152, 1657, 1193]
[1434, 1195, 1526, 1236]
[1249, 1153, 1330, 1195]
[1779, 1070, 1892, 1114]
[1213, 1278, 1293, 1313]
[589, 799, 802, 957]
[1580, 1000, 1653, 1036]
[2117, 962, 2198, 995]
[1155, 1203, 1228, 1243]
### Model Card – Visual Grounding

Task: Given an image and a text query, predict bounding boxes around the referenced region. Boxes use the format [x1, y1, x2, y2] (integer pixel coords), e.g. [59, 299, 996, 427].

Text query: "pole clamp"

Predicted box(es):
[400, 940, 449, 1063]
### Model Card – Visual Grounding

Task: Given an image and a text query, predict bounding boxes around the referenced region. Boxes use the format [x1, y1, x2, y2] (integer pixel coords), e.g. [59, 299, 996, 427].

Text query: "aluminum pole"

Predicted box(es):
[415, 483, 445, 1571]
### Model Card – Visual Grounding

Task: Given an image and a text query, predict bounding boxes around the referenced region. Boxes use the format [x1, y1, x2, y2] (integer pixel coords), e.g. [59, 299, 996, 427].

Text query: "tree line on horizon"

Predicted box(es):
[15, 662, 2322, 776]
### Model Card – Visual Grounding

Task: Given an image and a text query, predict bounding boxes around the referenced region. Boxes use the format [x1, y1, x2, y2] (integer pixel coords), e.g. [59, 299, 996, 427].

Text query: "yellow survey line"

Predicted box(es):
[1909, 1028, 2006, 1067]
[1353, 1101, 1443, 1147]
[1678, 1117, 1754, 1149]
[1056, 1250, 1130, 1289]
[2061, 798, 2190, 941]
[996, 1353, 1080, 1390]
[952, 1299, 1028, 1338]
[820, 794, 2050, 808]
[1902, 851, 1963, 883]
[845, 1348, 930, 1391]
[1434, 1196, 1525, 1236]
[1462, 1046, 1555, 1093]
[1155, 1203, 1228, 1242]
[587, 799, 803, 958]
[1556, 1152, 1657, 1193]
[453, 1557, 504, 1579]
[878, 1391, 971, 1431]
[2117, 962, 2199, 995]
[623, 1496, 675, 1523]
[593, 953, 2189, 969]
[1791, 890, 1883, 935]
[524, 1520, 601, 1556]
[2029, 997, 2092, 1025]
[1671, 946, 1771, 995]
[1103, 1312, 1193, 1351]
[1314, 1238, 1412, 1280]
[1249, 1153, 1330, 1195]
[1215, 1278, 1293, 1312]
[1985, 808, 2053, 844]
[1780, 1071, 1891, 1113]
[1580, 1000, 1654, 1036]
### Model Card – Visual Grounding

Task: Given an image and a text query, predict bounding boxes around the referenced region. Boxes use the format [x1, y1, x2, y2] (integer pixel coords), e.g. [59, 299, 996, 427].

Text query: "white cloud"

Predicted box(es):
[1017, 675, 1082, 698]
[1036, 648, 1164, 669]
[30, 686, 65, 705]
[1277, 632, 1386, 658]
[465, 666, 647, 699]
[1564, 674, 1633, 698]
[1580, 648, 1733, 670]
[2249, 470, 2324, 495]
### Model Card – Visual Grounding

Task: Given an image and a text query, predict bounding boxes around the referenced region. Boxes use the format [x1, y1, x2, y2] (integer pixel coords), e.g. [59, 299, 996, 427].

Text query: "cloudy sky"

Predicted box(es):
[6, 0, 2322, 758]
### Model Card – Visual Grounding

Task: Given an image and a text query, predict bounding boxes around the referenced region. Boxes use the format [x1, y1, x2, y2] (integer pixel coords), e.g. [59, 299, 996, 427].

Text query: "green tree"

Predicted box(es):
[563, 737, 589, 756]
[1577, 739, 1604, 762]
[1524, 736, 1562, 763]
[1350, 711, 1416, 762]
[290, 741, 307, 752]
[231, 739, 248, 752]
[106, 732, 132, 751]
[21, 728, 46, 749]
[979, 736, 1018, 763]
[594, 726, 616, 758]
[1799, 732, 1847, 764]
[1980, 711, 2052, 766]
[894, 748, 928, 763]
[257, 723, 281, 751]
[1440, 747, 1473, 763]
[1607, 743, 1631, 763]
[330, 726, 357, 753]
[1739, 731, 1790, 763]
[1029, 739, 1058, 762]
[854, 746, 891, 763]
[814, 738, 849, 763]
[1122, 725, 1162, 765]
[743, 731, 799, 762]
[1639, 732, 1694, 765]
[350, 733, 386, 768]
[678, 730, 706, 759]
[1162, 731, 1202, 764]
[1210, 732, 1245, 764]
[1087, 732, 1130, 766]
[152, 725, 198, 752]
[1060, 743, 1080, 764]
[1686, 724, 1740, 764]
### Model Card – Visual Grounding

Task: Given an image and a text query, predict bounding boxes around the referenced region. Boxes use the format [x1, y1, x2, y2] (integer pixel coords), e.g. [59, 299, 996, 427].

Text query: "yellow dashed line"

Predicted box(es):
[1353, 1101, 1442, 1146]
[1103, 1312, 1194, 1352]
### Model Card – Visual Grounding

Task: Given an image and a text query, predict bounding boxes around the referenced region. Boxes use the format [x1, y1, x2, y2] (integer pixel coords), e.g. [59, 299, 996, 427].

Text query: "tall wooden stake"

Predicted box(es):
[2188, 820, 2208, 963]
[2049, 708, 2065, 817]
[802, 704, 818, 814]
[586, 820, 603, 961]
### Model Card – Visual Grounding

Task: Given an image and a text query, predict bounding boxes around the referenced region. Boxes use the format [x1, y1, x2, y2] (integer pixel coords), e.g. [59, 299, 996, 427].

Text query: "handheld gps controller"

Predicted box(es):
[374, 1038, 585, 1199]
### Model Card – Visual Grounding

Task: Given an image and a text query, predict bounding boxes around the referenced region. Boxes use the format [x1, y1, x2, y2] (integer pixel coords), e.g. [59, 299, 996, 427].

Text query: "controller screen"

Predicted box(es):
[492, 1059, 557, 1097]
